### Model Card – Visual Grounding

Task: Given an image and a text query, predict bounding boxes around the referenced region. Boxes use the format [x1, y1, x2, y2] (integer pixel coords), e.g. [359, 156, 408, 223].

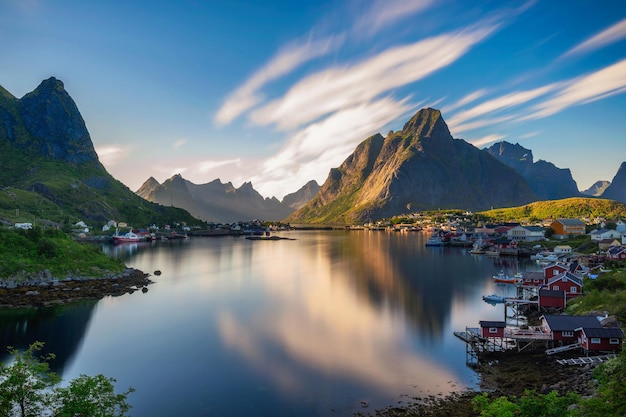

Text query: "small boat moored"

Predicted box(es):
[482, 294, 506, 304]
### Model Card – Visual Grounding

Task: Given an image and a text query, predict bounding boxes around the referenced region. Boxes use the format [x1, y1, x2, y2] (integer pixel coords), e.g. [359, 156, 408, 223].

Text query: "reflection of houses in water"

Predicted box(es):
[0, 301, 98, 374]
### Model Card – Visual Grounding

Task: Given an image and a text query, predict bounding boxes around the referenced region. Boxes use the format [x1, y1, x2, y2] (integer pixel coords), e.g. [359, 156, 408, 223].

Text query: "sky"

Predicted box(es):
[1, 0, 626, 200]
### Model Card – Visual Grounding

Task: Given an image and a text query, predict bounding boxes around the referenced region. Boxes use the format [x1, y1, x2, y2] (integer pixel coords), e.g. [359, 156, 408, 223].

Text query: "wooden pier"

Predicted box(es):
[556, 354, 616, 366]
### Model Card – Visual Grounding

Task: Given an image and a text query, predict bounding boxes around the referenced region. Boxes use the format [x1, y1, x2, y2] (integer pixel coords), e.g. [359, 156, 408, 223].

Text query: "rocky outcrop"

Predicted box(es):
[602, 162, 626, 204]
[582, 180, 611, 196]
[288, 108, 538, 223]
[281, 180, 320, 210]
[486, 141, 580, 200]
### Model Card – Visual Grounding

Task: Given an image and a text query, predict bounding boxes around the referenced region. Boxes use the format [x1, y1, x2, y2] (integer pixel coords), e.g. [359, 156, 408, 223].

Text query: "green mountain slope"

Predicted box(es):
[0, 78, 200, 228]
[479, 197, 626, 221]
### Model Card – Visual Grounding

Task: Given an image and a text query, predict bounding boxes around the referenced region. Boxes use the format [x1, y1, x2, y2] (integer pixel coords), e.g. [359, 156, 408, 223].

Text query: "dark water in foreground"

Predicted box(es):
[0, 231, 539, 416]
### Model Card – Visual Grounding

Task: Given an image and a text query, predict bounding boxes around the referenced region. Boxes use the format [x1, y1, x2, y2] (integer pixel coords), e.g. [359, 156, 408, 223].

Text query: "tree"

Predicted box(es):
[0, 341, 60, 417]
[53, 374, 135, 417]
[0, 343, 133, 417]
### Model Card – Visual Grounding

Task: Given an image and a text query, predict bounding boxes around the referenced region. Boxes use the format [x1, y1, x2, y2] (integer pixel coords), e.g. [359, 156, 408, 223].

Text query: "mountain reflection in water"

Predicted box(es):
[1, 231, 537, 417]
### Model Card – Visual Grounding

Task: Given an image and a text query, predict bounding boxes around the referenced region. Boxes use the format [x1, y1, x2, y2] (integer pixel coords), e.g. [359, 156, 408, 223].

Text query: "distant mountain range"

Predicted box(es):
[2, 78, 625, 226]
[0, 77, 199, 226]
[136, 175, 319, 223]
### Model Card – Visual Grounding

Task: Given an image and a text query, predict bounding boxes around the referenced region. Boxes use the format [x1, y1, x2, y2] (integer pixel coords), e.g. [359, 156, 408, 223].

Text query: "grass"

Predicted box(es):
[0, 227, 125, 280]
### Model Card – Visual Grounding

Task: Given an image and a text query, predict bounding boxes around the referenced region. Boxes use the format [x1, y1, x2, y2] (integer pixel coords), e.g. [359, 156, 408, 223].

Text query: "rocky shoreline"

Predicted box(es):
[362, 351, 599, 417]
[0, 268, 153, 309]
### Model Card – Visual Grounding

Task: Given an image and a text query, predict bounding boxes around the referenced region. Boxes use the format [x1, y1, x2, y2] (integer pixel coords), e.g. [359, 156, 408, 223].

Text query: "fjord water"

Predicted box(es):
[1, 231, 536, 416]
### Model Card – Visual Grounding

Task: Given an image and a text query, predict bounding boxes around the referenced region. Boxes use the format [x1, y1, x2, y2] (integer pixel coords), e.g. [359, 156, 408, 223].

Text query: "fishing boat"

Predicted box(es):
[425, 235, 444, 246]
[113, 230, 142, 243]
[492, 271, 521, 284]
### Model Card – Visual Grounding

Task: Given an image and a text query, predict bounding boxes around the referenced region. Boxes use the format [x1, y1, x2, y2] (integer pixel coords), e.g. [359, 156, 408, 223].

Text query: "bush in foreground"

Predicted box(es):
[0, 342, 133, 417]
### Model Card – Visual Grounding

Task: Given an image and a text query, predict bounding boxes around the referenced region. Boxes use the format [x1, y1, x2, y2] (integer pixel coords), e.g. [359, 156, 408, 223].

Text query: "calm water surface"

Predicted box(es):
[0, 231, 539, 416]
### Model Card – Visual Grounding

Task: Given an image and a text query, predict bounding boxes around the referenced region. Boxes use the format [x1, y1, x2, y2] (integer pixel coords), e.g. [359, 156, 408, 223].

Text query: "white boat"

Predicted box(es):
[113, 230, 142, 243]
[425, 236, 444, 246]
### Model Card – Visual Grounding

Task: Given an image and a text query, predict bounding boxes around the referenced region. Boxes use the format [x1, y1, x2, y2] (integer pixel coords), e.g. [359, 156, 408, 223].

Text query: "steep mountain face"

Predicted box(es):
[281, 180, 320, 210]
[288, 108, 538, 223]
[137, 175, 297, 222]
[581, 180, 611, 196]
[486, 141, 580, 200]
[602, 162, 626, 204]
[0, 78, 199, 225]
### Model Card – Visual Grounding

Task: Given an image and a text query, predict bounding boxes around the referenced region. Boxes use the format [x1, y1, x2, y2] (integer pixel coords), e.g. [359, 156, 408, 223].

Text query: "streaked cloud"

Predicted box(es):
[469, 134, 506, 148]
[522, 58, 626, 120]
[251, 25, 498, 131]
[196, 158, 241, 174]
[447, 84, 560, 131]
[252, 97, 412, 198]
[214, 36, 343, 125]
[441, 89, 488, 114]
[172, 139, 187, 149]
[351, 0, 434, 37]
[95, 144, 130, 166]
[561, 17, 626, 59]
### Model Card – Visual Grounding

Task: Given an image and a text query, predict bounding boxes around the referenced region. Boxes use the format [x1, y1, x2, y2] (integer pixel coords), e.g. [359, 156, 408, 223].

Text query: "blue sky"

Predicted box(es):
[2, 0, 626, 200]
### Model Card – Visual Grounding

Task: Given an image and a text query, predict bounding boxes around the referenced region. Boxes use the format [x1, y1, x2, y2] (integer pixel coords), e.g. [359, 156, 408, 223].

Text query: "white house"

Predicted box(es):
[589, 229, 622, 241]
[506, 225, 545, 242]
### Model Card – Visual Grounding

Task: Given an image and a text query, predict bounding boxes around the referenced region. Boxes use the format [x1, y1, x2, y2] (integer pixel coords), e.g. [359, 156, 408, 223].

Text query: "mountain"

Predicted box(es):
[287, 108, 538, 224]
[281, 180, 320, 210]
[486, 141, 580, 200]
[136, 175, 298, 223]
[581, 180, 611, 197]
[601, 162, 626, 204]
[0, 77, 200, 226]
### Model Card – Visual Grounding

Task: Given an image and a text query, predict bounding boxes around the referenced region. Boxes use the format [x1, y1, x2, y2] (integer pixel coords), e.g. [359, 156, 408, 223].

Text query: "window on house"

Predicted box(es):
[610, 338, 620, 345]
[591, 338, 601, 344]
[570, 286, 577, 293]
[553, 285, 559, 291]
[553, 270, 558, 276]
[489, 328, 498, 333]
[562, 331, 573, 337]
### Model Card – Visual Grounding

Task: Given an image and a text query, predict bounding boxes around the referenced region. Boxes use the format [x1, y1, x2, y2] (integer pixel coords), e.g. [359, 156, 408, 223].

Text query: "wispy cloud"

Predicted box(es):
[251, 25, 498, 131]
[447, 84, 560, 131]
[561, 17, 626, 59]
[522, 58, 626, 120]
[95, 144, 130, 166]
[252, 97, 412, 199]
[214, 36, 343, 125]
[351, 0, 434, 37]
[196, 158, 241, 174]
[469, 134, 506, 148]
[441, 89, 488, 114]
[172, 139, 187, 149]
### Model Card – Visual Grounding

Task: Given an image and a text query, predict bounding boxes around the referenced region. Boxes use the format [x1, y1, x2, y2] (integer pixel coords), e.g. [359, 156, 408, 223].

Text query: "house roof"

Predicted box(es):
[542, 315, 602, 331]
[539, 289, 566, 298]
[547, 272, 583, 287]
[479, 321, 506, 328]
[607, 246, 626, 255]
[577, 327, 624, 338]
[554, 218, 586, 226]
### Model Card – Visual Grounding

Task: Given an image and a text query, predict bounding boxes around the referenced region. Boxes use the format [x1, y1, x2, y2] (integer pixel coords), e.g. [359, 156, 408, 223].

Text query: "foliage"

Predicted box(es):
[0, 343, 133, 417]
[567, 270, 626, 322]
[0, 228, 125, 280]
[479, 198, 626, 222]
[0, 342, 60, 417]
[577, 349, 626, 417]
[472, 390, 579, 417]
[54, 374, 135, 417]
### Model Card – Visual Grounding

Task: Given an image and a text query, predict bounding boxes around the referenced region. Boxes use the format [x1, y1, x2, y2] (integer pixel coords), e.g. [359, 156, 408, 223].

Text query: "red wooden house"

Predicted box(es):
[479, 321, 506, 338]
[541, 315, 602, 343]
[577, 327, 624, 353]
[538, 289, 567, 309]
[543, 263, 569, 280]
[546, 272, 583, 297]
[521, 271, 546, 287]
[606, 246, 626, 261]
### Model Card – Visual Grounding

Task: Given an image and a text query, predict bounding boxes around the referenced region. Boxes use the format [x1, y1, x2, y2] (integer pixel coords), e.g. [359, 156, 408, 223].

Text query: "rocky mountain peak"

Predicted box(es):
[401, 108, 451, 141]
[602, 162, 626, 204]
[18, 77, 99, 165]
